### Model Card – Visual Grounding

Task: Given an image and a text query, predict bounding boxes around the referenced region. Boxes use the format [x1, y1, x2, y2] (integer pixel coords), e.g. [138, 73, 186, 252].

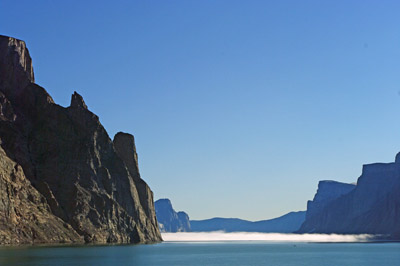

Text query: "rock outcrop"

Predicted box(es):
[0, 35, 161, 244]
[305, 180, 355, 220]
[190, 211, 306, 233]
[0, 145, 82, 244]
[177, 211, 191, 231]
[155, 199, 191, 232]
[298, 154, 400, 238]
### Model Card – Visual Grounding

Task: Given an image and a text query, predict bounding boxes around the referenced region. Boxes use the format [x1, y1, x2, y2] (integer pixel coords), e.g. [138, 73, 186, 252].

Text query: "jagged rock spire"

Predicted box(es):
[70, 91, 88, 109]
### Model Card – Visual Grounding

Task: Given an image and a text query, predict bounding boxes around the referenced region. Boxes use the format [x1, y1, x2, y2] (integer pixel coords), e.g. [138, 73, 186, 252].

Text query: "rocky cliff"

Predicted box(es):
[155, 199, 191, 232]
[304, 180, 355, 220]
[0, 35, 161, 244]
[298, 155, 400, 237]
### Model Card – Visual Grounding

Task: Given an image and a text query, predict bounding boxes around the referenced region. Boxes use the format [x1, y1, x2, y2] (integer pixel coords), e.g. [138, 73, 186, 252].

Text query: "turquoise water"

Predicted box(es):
[1, 242, 399, 266]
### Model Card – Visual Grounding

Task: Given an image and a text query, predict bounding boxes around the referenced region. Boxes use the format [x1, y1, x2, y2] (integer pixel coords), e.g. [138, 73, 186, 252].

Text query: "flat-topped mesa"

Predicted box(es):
[357, 155, 400, 194]
[311, 180, 355, 203]
[305, 180, 355, 220]
[0, 35, 34, 100]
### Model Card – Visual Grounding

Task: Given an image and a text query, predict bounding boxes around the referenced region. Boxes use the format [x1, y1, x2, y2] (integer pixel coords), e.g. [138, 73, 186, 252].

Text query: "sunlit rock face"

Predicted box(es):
[155, 199, 191, 232]
[0, 35, 161, 244]
[299, 155, 400, 238]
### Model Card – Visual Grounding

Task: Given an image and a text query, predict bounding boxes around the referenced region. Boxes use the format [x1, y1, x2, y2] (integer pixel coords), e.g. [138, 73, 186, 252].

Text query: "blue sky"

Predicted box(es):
[2, 0, 400, 220]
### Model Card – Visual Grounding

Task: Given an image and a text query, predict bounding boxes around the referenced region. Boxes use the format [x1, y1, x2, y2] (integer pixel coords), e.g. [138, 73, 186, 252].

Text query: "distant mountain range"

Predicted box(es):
[155, 198, 305, 233]
[157, 153, 400, 239]
[191, 211, 306, 233]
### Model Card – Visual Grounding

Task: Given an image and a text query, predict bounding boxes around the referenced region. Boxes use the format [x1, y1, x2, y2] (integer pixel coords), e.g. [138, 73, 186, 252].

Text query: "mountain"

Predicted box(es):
[298, 153, 400, 238]
[155, 199, 191, 232]
[155, 198, 305, 233]
[305, 180, 355, 220]
[191, 211, 306, 233]
[0, 35, 161, 244]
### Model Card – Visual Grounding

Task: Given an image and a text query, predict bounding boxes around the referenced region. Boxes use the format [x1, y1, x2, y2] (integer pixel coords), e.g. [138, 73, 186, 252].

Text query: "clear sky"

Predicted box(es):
[2, 0, 400, 221]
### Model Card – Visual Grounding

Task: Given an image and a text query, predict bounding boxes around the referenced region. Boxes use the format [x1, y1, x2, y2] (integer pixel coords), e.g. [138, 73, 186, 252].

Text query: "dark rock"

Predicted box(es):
[70, 91, 88, 109]
[155, 199, 191, 232]
[0, 144, 83, 244]
[0, 35, 161, 244]
[0, 36, 34, 102]
[113, 132, 160, 238]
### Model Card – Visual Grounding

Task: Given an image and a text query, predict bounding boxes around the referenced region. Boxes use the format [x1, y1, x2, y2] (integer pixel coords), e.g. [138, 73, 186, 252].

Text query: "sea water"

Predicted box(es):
[1, 242, 400, 266]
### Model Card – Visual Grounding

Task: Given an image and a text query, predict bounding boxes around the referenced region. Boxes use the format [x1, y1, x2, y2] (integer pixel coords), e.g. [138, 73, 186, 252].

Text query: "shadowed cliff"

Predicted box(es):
[299, 155, 400, 238]
[0, 35, 161, 244]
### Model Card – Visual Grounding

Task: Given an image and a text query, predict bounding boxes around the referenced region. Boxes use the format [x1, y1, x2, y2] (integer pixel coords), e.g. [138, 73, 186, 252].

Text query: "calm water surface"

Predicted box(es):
[0, 242, 399, 266]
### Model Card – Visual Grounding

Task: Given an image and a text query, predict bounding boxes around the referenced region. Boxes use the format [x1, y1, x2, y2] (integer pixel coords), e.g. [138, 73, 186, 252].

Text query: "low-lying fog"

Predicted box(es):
[162, 232, 375, 242]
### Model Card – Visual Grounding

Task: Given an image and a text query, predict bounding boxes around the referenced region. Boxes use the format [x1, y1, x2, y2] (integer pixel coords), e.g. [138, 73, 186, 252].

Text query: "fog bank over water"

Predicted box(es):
[162, 232, 375, 242]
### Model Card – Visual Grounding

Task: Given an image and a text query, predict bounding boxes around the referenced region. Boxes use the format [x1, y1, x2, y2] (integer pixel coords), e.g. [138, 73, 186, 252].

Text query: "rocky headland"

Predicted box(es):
[155, 199, 191, 232]
[299, 154, 400, 238]
[0, 35, 161, 245]
[304, 180, 355, 220]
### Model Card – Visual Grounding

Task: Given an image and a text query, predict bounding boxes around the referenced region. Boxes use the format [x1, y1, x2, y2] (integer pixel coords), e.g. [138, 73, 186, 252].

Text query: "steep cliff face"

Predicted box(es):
[298, 155, 400, 236]
[155, 199, 191, 232]
[305, 180, 355, 220]
[0, 35, 161, 244]
[0, 145, 82, 244]
[177, 211, 191, 231]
